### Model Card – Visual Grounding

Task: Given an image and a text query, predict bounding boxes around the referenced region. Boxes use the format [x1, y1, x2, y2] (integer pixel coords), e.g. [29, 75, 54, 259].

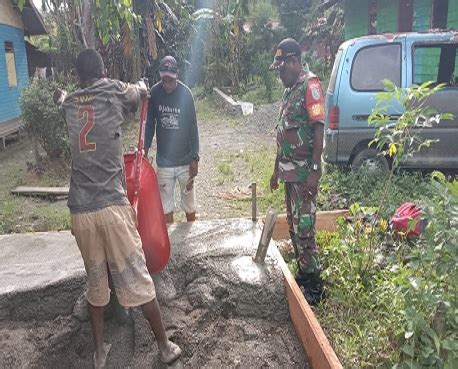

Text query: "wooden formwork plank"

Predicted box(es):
[11, 186, 69, 197]
[273, 246, 343, 369]
[269, 209, 347, 368]
[272, 210, 349, 240]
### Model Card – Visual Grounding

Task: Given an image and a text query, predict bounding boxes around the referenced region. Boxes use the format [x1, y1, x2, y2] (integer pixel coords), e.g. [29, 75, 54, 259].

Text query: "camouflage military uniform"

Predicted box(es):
[276, 69, 325, 276]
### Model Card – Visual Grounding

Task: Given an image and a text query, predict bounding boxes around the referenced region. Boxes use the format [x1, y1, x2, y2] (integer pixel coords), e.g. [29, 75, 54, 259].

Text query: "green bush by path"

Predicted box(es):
[21, 77, 76, 159]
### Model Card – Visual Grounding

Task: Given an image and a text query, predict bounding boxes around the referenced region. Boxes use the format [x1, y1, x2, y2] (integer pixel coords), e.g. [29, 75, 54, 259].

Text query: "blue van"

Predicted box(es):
[324, 32, 458, 171]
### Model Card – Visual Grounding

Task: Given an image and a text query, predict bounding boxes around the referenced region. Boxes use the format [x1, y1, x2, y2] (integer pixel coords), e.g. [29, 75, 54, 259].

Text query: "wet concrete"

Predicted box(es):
[0, 219, 308, 368]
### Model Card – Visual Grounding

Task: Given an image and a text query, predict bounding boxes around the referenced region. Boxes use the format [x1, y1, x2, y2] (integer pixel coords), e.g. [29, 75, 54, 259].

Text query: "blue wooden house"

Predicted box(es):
[0, 0, 46, 148]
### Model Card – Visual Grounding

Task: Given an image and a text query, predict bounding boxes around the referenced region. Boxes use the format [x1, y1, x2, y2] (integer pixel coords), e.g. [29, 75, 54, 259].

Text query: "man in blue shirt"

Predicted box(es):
[144, 56, 199, 223]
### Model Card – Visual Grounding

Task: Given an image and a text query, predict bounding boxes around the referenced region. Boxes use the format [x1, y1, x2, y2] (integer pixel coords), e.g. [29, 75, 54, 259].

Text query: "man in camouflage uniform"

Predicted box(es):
[270, 38, 325, 305]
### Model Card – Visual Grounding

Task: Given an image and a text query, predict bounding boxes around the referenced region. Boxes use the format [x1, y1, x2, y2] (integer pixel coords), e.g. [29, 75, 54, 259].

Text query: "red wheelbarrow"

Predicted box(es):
[124, 95, 170, 274]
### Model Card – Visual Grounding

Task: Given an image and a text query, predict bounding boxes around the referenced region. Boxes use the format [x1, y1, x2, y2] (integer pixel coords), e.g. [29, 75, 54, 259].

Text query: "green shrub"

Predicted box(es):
[252, 52, 276, 102]
[316, 82, 457, 367]
[393, 173, 458, 369]
[319, 165, 436, 217]
[21, 78, 75, 159]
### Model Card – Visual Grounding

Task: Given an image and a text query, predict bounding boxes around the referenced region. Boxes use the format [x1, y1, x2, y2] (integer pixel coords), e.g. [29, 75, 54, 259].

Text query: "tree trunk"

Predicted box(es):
[81, 0, 96, 48]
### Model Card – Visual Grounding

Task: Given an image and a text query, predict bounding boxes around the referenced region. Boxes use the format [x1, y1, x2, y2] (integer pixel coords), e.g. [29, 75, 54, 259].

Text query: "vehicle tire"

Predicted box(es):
[351, 148, 390, 172]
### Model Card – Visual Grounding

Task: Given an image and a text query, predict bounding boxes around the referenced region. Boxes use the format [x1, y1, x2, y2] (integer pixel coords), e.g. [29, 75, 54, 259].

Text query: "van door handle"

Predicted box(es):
[352, 114, 402, 121]
[352, 115, 370, 121]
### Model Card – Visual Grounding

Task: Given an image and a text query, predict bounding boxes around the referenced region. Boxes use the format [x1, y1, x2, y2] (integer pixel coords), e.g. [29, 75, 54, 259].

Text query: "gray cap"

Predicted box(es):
[159, 56, 178, 79]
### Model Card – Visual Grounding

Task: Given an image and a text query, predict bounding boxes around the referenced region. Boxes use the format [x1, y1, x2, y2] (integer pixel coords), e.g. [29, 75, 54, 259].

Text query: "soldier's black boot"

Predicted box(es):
[295, 271, 325, 306]
[290, 231, 325, 305]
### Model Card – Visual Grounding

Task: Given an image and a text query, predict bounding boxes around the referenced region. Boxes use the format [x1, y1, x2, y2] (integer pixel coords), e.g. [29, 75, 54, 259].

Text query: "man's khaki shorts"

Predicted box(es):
[71, 205, 156, 307]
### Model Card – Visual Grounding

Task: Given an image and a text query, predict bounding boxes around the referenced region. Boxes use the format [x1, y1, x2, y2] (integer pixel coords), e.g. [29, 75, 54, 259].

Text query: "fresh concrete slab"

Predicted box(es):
[0, 231, 85, 320]
[0, 219, 308, 368]
[0, 231, 84, 295]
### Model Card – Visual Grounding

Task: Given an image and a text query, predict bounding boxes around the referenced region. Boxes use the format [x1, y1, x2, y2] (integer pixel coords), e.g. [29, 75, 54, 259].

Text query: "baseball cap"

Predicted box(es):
[159, 56, 178, 79]
[270, 38, 302, 70]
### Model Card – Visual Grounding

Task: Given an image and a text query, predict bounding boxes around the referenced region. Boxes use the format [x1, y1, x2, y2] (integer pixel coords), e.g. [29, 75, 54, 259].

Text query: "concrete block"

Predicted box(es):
[213, 87, 254, 116]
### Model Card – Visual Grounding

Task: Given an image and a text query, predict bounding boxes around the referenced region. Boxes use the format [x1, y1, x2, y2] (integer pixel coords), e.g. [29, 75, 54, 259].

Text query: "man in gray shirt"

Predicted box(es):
[144, 56, 199, 224]
[55, 49, 181, 368]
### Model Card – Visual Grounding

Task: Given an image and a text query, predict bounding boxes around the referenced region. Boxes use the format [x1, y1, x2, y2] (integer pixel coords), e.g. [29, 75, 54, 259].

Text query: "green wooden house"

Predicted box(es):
[324, 0, 458, 39]
[323, 0, 458, 85]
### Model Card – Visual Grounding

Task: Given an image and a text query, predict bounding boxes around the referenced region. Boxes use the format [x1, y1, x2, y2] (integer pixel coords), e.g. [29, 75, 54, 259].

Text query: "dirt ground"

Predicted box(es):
[0, 220, 308, 368]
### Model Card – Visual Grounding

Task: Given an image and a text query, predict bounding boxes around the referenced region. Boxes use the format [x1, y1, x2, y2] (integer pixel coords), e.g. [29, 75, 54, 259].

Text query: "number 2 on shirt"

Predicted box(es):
[78, 105, 96, 153]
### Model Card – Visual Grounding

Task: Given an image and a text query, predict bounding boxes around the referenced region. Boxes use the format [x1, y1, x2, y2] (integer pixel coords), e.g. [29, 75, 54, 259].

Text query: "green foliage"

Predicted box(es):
[275, 0, 307, 40]
[240, 146, 285, 214]
[369, 83, 458, 367]
[95, 0, 140, 45]
[303, 56, 332, 90]
[394, 174, 458, 369]
[244, 1, 282, 99]
[251, 52, 276, 102]
[369, 80, 454, 169]
[14, 0, 25, 10]
[21, 78, 75, 159]
[319, 165, 436, 218]
[44, 20, 81, 75]
[316, 83, 457, 367]
[190, 0, 253, 91]
[303, 0, 344, 71]
[317, 175, 458, 367]
[0, 141, 70, 235]
[216, 159, 235, 185]
[238, 80, 283, 106]
[317, 218, 409, 366]
[191, 0, 282, 96]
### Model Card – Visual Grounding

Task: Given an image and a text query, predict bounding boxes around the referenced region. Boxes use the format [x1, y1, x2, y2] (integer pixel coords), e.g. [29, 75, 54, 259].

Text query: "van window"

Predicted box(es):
[328, 49, 343, 93]
[413, 44, 457, 85]
[351, 44, 401, 91]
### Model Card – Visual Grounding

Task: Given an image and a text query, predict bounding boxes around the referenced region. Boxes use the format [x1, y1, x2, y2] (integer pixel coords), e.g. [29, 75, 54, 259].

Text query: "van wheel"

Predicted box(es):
[351, 148, 390, 172]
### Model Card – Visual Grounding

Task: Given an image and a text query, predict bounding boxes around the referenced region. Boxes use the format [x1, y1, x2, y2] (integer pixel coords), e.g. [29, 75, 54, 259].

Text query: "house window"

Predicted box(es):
[351, 43, 402, 91]
[413, 44, 457, 85]
[431, 0, 449, 29]
[4, 42, 18, 87]
[368, 0, 377, 35]
[398, 0, 413, 32]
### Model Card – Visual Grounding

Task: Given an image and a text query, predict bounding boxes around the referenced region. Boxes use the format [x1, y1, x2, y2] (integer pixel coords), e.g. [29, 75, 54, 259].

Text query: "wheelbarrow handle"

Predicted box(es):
[137, 95, 148, 154]
[133, 94, 149, 203]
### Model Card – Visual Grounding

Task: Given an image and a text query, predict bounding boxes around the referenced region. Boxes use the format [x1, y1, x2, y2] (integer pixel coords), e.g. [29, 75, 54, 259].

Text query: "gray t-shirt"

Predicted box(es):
[62, 78, 141, 214]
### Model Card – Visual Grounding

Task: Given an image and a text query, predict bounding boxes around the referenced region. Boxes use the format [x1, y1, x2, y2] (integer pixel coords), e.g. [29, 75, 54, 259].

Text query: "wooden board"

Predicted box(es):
[273, 245, 343, 369]
[11, 186, 69, 197]
[272, 210, 349, 240]
[268, 209, 348, 367]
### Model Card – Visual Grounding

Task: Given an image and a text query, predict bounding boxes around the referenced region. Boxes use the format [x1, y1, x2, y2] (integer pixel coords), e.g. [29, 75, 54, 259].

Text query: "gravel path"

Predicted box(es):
[193, 102, 279, 220]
